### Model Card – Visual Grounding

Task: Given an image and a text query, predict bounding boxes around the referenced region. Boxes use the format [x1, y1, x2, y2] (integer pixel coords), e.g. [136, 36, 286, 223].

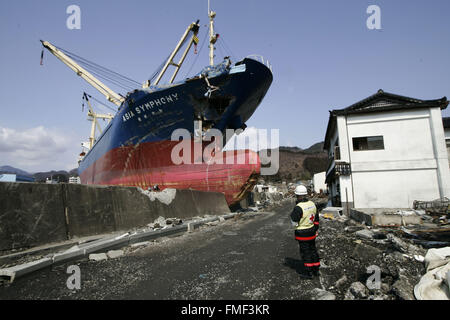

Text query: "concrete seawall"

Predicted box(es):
[0, 183, 230, 252]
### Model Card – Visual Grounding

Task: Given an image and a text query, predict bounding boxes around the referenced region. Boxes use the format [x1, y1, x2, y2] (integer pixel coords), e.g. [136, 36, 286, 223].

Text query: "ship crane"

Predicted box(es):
[40, 40, 125, 107]
[82, 93, 114, 150]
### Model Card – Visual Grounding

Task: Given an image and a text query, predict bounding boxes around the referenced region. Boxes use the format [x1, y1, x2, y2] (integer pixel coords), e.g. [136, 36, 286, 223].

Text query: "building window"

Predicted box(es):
[334, 146, 341, 160]
[352, 136, 384, 151]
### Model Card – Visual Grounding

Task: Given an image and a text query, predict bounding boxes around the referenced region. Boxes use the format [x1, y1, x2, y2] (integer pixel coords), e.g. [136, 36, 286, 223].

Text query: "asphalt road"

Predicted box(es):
[0, 199, 329, 300]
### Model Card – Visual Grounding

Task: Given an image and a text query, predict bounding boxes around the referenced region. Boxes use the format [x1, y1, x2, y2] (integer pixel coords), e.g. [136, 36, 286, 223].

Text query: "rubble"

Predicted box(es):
[387, 234, 426, 256]
[130, 241, 150, 248]
[315, 206, 432, 300]
[89, 253, 107, 261]
[151, 216, 167, 229]
[392, 275, 416, 300]
[355, 229, 374, 240]
[345, 282, 369, 300]
[351, 243, 382, 264]
[334, 275, 348, 290]
[107, 250, 124, 259]
[311, 288, 336, 300]
[344, 226, 364, 233]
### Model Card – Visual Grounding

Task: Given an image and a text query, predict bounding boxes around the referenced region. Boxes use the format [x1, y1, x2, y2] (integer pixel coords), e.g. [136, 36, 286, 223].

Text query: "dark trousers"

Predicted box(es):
[298, 239, 320, 270]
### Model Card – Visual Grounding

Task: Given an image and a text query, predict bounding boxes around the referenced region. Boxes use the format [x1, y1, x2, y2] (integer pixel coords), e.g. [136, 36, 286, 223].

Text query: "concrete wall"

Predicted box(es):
[0, 183, 68, 251]
[0, 183, 230, 252]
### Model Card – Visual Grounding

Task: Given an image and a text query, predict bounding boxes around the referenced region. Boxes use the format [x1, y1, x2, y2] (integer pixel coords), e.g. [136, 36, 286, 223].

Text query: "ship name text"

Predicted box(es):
[122, 93, 179, 122]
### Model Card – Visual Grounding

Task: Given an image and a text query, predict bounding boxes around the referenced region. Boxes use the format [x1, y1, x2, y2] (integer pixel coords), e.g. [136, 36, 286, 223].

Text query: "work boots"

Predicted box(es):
[299, 268, 313, 280]
[312, 266, 320, 277]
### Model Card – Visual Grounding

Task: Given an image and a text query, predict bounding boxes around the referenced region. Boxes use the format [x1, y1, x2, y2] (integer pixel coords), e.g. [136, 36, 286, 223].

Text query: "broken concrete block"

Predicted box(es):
[107, 250, 124, 259]
[392, 275, 416, 300]
[387, 234, 425, 256]
[380, 283, 391, 294]
[351, 243, 382, 263]
[166, 218, 183, 225]
[89, 253, 107, 261]
[0, 257, 53, 283]
[311, 288, 336, 300]
[153, 216, 167, 228]
[368, 293, 391, 300]
[345, 226, 364, 233]
[131, 241, 150, 248]
[348, 281, 369, 299]
[355, 229, 374, 240]
[335, 275, 348, 289]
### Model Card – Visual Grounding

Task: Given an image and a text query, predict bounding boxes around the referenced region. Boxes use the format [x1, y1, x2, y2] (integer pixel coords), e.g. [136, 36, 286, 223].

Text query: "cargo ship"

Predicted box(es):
[41, 5, 273, 205]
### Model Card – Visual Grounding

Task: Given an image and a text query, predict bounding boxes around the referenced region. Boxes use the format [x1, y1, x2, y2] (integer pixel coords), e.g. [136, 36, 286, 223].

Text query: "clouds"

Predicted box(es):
[0, 126, 78, 172]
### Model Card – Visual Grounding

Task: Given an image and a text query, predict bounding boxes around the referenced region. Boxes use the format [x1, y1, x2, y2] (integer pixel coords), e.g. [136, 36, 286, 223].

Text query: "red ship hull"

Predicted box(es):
[79, 140, 260, 205]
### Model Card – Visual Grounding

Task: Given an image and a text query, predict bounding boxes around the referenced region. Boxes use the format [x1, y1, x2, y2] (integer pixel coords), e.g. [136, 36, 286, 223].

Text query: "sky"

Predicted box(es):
[1, 0, 450, 172]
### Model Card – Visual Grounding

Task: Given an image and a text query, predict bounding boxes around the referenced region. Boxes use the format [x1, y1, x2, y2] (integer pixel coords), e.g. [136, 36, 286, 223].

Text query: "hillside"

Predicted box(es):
[0, 166, 78, 182]
[0, 166, 32, 177]
[259, 142, 328, 183]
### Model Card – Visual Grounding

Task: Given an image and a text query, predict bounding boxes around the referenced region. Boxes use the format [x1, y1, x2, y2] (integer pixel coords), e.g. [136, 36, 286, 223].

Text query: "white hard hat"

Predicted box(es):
[294, 185, 308, 196]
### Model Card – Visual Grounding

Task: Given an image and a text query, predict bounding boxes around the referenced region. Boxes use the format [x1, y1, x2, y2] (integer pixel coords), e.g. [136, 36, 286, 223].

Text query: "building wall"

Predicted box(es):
[344, 107, 450, 208]
[445, 127, 450, 167]
[313, 172, 326, 193]
[0, 174, 16, 182]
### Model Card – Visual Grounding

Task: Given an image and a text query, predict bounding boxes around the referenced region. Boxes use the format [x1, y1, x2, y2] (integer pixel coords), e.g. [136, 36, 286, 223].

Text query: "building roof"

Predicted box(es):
[324, 89, 448, 150]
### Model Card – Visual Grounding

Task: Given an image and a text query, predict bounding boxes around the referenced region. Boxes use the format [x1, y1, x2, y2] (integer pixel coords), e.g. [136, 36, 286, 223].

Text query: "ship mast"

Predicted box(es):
[208, 0, 218, 66]
[41, 40, 125, 107]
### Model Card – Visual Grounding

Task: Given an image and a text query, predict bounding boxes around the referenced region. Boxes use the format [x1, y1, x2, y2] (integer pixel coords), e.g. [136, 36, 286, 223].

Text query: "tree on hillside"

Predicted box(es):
[303, 157, 328, 176]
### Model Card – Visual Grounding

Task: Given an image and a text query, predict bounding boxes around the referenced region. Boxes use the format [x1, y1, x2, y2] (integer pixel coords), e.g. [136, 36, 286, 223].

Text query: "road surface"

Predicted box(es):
[0, 199, 338, 300]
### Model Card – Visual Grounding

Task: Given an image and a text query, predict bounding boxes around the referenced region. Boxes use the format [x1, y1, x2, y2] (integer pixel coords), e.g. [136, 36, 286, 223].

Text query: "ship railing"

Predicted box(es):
[245, 54, 273, 72]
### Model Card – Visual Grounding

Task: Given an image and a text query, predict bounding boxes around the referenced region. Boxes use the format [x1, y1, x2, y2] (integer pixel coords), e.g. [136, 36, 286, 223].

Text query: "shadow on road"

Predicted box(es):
[283, 257, 306, 275]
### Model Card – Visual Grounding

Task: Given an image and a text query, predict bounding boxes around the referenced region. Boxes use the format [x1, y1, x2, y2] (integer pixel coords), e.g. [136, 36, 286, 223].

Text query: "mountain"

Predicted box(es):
[0, 165, 78, 182]
[33, 169, 78, 183]
[0, 165, 33, 177]
[259, 142, 328, 183]
[303, 142, 324, 154]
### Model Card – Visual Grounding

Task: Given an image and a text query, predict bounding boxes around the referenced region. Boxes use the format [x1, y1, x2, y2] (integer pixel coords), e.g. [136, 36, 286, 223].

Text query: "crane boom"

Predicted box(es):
[41, 40, 125, 107]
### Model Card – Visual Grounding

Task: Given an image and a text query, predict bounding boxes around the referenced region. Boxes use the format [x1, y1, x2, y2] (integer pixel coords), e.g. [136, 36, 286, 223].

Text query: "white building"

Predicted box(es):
[313, 172, 327, 194]
[323, 90, 450, 212]
[444, 117, 450, 166]
[0, 174, 16, 182]
[69, 176, 81, 184]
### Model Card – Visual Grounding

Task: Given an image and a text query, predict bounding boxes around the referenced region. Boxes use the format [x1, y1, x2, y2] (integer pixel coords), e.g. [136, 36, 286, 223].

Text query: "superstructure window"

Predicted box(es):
[352, 136, 384, 151]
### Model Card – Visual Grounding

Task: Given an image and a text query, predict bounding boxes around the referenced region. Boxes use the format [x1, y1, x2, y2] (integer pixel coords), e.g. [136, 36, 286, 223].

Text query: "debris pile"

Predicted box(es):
[316, 208, 450, 300]
[414, 247, 450, 300]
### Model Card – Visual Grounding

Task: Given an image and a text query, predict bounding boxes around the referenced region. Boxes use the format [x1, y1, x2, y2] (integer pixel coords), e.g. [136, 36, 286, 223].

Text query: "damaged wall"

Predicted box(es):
[0, 183, 230, 252]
